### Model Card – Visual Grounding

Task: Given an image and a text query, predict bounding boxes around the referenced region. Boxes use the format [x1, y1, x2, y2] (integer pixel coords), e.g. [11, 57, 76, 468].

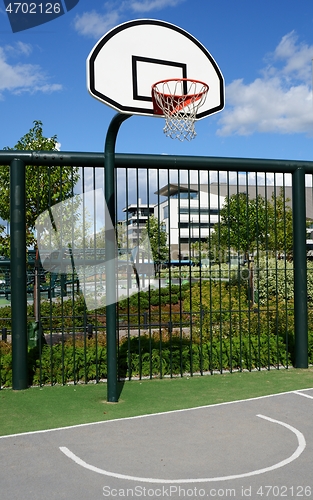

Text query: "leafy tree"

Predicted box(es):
[83, 221, 128, 250]
[117, 221, 128, 251]
[267, 188, 293, 257]
[210, 190, 293, 259]
[0, 120, 80, 255]
[140, 214, 168, 263]
[190, 241, 209, 261]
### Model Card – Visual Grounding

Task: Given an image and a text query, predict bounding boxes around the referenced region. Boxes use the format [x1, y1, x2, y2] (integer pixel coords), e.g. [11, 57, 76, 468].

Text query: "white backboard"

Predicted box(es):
[87, 19, 224, 120]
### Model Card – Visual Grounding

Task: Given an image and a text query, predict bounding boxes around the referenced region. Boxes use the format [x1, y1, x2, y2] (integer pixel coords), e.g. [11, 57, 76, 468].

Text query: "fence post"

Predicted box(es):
[292, 167, 308, 368]
[105, 113, 131, 402]
[2, 328, 7, 342]
[10, 158, 28, 389]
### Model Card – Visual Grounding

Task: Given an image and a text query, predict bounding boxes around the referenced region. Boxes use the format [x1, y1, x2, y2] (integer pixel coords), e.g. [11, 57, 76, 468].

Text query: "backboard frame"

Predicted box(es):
[87, 19, 225, 120]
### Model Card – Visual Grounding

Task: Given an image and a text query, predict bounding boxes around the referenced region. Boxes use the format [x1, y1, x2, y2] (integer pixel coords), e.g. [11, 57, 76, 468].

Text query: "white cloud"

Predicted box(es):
[73, 0, 185, 37]
[0, 45, 62, 96]
[129, 0, 185, 13]
[4, 41, 33, 57]
[218, 32, 313, 136]
[272, 31, 313, 82]
[73, 10, 120, 38]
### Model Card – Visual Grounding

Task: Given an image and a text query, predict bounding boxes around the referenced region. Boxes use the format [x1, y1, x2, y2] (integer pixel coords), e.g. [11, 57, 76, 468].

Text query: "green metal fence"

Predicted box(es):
[0, 148, 312, 397]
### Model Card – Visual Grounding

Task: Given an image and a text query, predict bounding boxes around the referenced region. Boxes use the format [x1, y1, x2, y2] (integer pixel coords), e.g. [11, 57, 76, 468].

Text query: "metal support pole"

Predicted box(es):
[105, 113, 131, 402]
[10, 158, 28, 389]
[2, 328, 7, 342]
[292, 167, 308, 368]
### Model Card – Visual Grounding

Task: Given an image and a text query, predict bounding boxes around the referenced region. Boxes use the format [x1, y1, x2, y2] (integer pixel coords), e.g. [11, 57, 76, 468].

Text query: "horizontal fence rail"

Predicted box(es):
[0, 149, 312, 392]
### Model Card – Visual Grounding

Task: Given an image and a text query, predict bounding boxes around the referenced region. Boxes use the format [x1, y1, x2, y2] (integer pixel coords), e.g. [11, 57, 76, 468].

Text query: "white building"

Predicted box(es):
[155, 183, 225, 260]
[122, 198, 155, 246]
[121, 183, 313, 261]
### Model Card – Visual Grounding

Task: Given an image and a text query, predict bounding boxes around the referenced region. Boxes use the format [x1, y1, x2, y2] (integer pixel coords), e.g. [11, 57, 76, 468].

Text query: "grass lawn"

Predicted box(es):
[0, 367, 313, 437]
[0, 297, 10, 307]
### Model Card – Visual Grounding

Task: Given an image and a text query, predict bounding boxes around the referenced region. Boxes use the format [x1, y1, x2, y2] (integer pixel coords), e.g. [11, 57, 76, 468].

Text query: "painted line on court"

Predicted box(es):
[294, 390, 313, 400]
[59, 414, 306, 484]
[1, 386, 312, 440]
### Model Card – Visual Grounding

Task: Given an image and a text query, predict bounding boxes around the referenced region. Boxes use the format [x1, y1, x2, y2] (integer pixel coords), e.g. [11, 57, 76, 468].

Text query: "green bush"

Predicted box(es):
[183, 280, 295, 343]
[117, 285, 186, 317]
[0, 294, 87, 332]
[31, 335, 107, 386]
[1, 274, 312, 388]
[2, 329, 312, 387]
[0, 341, 12, 387]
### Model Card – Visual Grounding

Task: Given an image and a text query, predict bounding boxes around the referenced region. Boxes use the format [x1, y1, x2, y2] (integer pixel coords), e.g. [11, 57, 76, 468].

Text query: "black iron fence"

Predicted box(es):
[0, 149, 312, 393]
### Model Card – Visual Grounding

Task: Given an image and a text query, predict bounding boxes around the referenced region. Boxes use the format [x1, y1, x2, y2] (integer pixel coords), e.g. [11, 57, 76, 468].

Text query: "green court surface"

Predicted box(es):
[1, 368, 313, 437]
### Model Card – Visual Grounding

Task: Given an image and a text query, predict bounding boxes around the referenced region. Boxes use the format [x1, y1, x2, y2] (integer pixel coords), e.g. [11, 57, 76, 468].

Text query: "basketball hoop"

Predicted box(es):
[152, 78, 209, 141]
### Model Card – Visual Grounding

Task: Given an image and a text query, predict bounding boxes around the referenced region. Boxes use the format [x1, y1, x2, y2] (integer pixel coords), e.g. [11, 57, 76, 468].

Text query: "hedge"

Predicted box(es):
[2, 329, 311, 388]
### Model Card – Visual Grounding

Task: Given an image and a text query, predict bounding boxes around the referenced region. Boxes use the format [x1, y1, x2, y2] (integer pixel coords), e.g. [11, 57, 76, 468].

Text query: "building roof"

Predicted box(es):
[209, 183, 313, 219]
[155, 183, 199, 197]
[155, 182, 313, 219]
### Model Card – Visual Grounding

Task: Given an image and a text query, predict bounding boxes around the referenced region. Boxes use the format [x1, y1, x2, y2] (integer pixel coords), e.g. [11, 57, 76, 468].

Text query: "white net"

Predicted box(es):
[152, 79, 209, 141]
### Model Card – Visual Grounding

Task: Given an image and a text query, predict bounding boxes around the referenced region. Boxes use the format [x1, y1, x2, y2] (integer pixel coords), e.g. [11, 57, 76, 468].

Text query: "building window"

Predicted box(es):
[163, 205, 168, 219]
[171, 191, 198, 200]
[178, 222, 215, 229]
[179, 237, 208, 244]
[179, 207, 219, 215]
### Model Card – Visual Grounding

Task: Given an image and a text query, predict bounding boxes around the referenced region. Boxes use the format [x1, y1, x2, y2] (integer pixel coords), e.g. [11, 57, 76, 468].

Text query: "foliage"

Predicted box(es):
[39, 294, 87, 329]
[190, 241, 209, 260]
[86, 221, 129, 250]
[247, 258, 313, 305]
[1, 267, 313, 387]
[266, 189, 293, 255]
[0, 121, 80, 255]
[183, 280, 294, 342]
[31, 335, 108, 386]
[210, 190, 293, 259]
[140, 214, 168, 263]
[118, 284, 186, 311]
[0, 293, 87, 331]
[1, 329, 300, 387]
[0, 341, 12, 387]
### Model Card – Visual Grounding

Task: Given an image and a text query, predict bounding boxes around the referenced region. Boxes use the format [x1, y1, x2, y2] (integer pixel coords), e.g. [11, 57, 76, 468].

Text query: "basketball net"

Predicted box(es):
[152, 79, 209, 141]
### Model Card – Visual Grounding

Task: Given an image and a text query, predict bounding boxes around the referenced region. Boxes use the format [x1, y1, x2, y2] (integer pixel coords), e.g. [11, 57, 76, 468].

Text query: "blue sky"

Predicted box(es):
[1, 0, 313, 162]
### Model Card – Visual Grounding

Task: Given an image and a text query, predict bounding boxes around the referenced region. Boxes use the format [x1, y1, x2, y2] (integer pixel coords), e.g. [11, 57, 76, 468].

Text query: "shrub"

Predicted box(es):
[0, 341, 12, 387]
[183, 280, 294, 343]
[31, 335, 107, 385]
[3, 329, 312, 387]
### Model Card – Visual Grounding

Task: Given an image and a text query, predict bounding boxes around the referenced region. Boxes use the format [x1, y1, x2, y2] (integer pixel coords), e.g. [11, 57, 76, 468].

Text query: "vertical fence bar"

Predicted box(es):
[282, 174, 289, 367]
[105, 113, 131, 402]
[177, 168, 183, 377]
[264, 174, 270, 369]
[226, 171, 232, 373]
[255, 173, 261, 371]
[292, 167, 308, 368]
[10, 158, 28, 390]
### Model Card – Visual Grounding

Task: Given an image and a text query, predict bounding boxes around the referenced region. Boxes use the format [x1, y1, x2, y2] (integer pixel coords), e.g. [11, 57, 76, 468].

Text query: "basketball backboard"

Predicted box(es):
[87, 19, 224, 120]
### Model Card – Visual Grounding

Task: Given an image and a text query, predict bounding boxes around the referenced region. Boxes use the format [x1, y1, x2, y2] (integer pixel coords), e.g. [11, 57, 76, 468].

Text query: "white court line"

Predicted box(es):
[59, 414, 306, 484]
[294, 390, 313, 400]
[1, 386, 312, 440]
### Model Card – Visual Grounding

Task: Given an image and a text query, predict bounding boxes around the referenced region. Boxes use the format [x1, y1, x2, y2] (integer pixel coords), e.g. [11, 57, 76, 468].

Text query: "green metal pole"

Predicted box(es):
[292, 167, 308, 368]
[10, 158, 28, 389]
[105, 113, 131, 402]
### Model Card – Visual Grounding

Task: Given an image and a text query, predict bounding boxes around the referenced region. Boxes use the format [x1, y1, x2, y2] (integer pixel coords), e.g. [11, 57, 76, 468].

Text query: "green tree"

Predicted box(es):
[267, 188, 293, 257]
[140, 215, 168, 263]
[210, 190, 293, 259]
[190, 240, 209, 261]
[0, 121, 80, 255]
